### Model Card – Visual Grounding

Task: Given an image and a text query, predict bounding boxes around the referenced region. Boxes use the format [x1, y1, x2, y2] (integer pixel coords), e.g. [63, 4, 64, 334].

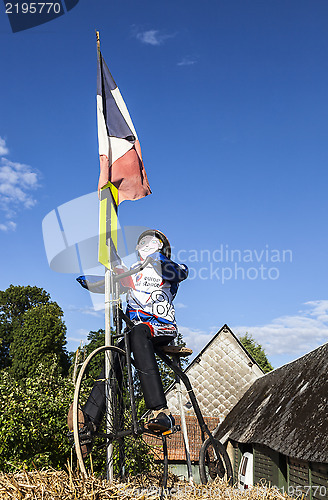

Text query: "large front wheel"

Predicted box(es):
[73, 345, 129, 477]
[73, 345, 169, 484]
[199, 437, 233, 485]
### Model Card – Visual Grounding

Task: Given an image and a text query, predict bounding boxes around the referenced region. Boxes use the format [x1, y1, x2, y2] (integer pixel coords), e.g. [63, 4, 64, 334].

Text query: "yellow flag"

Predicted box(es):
[98, 182, 119, 269]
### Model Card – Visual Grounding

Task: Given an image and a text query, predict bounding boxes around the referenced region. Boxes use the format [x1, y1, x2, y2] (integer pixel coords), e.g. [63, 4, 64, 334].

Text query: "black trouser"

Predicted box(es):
[83, 323, 174, 426]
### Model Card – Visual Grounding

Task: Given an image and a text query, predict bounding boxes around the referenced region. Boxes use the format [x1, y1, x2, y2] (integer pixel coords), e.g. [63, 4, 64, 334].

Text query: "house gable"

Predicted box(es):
[166, 324, 263, 421]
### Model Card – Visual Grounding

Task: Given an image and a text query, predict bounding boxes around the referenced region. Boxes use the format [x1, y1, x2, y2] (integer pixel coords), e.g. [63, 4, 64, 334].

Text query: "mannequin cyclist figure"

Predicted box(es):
[68, 229, 188, 438]
[125, 229, 188, 431]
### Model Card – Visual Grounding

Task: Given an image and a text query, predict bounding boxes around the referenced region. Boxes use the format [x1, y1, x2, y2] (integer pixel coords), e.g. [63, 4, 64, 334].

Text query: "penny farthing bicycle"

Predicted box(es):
[71, 257, 233, 487]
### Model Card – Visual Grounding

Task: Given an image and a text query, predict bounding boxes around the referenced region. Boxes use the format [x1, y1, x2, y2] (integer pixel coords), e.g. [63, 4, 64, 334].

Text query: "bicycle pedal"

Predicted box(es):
[162, 424, 181, 436]
[67, 427, 93, 446]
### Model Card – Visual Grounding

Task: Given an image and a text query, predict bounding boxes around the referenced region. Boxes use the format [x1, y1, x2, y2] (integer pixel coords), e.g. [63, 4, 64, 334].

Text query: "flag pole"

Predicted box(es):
[96, 30, 100, 55]
[96, 30, 111, 348]
[96, 29, 114, 482]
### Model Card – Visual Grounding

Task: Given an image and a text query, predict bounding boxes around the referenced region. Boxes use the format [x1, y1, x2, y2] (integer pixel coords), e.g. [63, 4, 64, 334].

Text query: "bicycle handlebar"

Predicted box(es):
[83, 255, 153, 292]
[112, 255, 153, 282]
[80, 256, 153, 293]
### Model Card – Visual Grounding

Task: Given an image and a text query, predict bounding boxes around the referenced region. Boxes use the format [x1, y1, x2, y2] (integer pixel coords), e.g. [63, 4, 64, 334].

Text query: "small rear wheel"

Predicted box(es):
[199, 437, 233, 485]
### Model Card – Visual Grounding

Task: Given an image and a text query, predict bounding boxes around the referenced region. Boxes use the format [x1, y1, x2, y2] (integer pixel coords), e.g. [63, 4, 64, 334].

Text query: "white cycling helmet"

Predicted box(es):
[136, 229, 171, 259]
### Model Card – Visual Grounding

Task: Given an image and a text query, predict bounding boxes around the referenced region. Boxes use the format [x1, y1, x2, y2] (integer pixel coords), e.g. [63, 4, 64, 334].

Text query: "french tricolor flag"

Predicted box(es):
[97, 52, 152, 204]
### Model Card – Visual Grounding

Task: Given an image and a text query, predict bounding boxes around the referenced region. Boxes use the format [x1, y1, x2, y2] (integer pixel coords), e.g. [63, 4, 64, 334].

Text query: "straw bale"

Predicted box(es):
[0, 469, 294, 499]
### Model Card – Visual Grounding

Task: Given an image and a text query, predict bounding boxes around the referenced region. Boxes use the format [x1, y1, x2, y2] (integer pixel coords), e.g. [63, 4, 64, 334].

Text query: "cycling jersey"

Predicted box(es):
[126, 252, 188, 337]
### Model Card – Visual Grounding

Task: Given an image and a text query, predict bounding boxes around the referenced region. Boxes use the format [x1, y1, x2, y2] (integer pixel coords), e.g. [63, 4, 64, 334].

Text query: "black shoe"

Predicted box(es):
[67, 424, 94, 455]
[67, 403, 95, 457]
[148, 410, 175, 433]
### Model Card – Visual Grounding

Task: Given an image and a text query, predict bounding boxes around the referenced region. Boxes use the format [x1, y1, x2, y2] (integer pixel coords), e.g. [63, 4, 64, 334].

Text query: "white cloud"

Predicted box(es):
[177, 57, 197, 67]
[67, 329, 89, 344]
[178, 325, 213, 355]
[233, 300, 328, 357]
[0, 137, 9, 156]
[178, 301, 328, 362]
[67, 304, 102, 317]
[303, 300, 328, 322]
[0, 156, 40, 231]
[0, 221, 17, 231]
[136, 29, 175, 46]
[175, 302, 188, 309]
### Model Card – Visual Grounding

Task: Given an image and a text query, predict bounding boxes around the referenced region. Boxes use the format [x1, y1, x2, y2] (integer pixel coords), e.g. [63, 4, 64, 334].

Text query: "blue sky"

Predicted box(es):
[1, 0, 328, 369]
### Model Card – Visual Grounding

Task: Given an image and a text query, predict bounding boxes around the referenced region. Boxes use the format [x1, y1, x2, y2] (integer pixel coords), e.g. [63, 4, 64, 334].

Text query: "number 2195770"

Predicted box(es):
[6, 3, 62, 14]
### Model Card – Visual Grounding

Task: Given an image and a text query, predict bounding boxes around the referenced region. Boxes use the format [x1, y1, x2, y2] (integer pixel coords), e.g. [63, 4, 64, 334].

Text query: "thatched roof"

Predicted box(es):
[216, 342, 328, 463]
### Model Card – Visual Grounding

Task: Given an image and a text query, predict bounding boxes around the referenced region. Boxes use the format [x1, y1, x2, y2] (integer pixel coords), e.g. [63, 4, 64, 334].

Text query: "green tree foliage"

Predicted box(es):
[0, 285, 69, 377]
[85, 329, 106, 352]
[80, 329, 106, 381]
[0, 285, 51, 369]
[239, 332, 274, 373]
[11, 303, 70, 379]
[0, 285, 73, 471]
[0, 364, 74, 471]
